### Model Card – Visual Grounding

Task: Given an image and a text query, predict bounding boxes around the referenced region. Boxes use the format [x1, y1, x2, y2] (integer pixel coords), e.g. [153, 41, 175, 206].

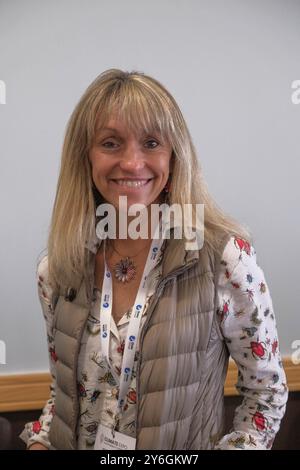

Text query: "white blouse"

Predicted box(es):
[20, 235, 288, 450]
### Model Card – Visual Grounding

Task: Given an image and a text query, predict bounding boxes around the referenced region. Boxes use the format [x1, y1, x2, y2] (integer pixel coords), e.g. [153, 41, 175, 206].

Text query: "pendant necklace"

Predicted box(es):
[105, 238, 150, 284]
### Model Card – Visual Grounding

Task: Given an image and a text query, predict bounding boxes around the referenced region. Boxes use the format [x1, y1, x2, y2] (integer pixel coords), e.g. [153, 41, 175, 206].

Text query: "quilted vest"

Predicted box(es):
[48, 230, 232, 450]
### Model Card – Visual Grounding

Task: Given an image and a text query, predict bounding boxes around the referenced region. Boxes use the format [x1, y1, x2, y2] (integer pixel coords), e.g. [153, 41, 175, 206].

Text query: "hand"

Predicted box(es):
[28, 442, 49, 450]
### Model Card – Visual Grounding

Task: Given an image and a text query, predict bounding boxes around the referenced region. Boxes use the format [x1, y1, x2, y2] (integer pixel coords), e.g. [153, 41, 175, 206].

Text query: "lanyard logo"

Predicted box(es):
[128, 335, 136, 350]
[124, 367, 131, 381]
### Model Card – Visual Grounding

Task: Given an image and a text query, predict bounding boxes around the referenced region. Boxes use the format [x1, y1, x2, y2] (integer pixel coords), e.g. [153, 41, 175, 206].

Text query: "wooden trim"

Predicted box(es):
[0, 373, 51, 412]
[225, 357, 299, 396]
[0, 357, 299, 412]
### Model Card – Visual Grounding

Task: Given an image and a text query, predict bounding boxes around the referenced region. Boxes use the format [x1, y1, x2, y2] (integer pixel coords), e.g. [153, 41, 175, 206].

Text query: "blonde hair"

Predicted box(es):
[42, 68, 253, 291]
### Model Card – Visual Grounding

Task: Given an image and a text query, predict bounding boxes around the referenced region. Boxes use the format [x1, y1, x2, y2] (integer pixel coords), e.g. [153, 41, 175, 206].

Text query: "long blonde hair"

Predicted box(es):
[43, 68, 252, 291]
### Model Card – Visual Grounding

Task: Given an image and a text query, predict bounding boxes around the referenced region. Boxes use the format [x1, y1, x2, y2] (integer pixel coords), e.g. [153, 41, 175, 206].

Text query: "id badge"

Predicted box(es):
[94, 424, 136, 450]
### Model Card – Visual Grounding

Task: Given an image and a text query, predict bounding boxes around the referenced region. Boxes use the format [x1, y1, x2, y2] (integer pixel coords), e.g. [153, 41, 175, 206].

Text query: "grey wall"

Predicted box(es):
[0, 0, 299, 374]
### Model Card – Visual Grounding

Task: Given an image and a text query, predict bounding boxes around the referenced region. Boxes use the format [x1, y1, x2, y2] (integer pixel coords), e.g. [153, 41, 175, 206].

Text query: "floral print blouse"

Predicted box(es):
[20, 236, 288, 450]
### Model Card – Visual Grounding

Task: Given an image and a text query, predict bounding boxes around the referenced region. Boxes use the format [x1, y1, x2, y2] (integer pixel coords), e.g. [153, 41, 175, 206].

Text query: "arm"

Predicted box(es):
[19, 255, 59, 450]
[214, 236, 288, 450]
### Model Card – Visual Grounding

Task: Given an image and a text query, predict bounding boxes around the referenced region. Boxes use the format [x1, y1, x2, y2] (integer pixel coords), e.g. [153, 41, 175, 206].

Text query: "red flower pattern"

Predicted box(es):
[23, 236, 287, 450]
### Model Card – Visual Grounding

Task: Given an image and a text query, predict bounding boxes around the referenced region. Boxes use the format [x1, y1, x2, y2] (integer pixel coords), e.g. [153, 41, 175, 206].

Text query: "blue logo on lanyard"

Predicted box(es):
[153, 246, 158, 253]
[136, 304, 142, 310]
[106, 272, 111, 278]
[102, 332, 107, 338]
[128, 335, 136, 350]
[103, 302, 109, 308]
[124, 367, 131, 381]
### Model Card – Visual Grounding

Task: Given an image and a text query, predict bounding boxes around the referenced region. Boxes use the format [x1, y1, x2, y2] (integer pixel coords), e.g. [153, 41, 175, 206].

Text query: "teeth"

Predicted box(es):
[115, 179, 150, 187]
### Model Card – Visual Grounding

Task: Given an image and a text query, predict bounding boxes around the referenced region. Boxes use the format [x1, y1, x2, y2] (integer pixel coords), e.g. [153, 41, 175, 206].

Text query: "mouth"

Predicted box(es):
[110, 178, 154, 190]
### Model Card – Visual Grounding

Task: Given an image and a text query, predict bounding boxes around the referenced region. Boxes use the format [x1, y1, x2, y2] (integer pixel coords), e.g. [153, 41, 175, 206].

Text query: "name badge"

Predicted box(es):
[94, 424, 136, 450]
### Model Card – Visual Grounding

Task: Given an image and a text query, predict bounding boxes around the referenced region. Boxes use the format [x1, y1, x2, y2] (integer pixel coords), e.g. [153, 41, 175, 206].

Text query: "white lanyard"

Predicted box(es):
[99, 209, 167, 422]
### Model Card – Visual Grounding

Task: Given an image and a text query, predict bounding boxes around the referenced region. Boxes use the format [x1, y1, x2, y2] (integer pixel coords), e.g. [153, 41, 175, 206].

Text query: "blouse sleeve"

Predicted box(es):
[214, 236, 288, 450]
[19, 255, 59, 449]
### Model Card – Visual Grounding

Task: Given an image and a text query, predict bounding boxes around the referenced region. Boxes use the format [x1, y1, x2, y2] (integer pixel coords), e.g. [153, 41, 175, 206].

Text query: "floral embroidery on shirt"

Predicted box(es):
[214, 236, 288, 450]
[20, 236, 288, 450]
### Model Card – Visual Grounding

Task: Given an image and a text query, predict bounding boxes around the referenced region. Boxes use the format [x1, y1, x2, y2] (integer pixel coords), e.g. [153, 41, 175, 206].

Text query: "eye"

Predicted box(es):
[144, 139, 159, 149]
[101, 140, 119, 149]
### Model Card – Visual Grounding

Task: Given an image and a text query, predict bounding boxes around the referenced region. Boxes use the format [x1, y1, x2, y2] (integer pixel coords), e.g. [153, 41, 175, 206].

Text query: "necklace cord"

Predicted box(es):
[108, 238, 152, 258]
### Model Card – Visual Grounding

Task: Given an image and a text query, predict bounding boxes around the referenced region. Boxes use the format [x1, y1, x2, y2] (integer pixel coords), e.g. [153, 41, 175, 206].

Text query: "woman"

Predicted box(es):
[20, 69, 288, 450]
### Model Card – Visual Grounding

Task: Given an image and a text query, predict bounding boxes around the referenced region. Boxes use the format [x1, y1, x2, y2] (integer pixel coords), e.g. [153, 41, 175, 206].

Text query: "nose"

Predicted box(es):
[119, 141, 146, 172]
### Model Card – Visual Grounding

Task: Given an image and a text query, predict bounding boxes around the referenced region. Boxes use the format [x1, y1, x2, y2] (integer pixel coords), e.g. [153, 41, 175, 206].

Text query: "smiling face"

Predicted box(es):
[89, 118, 173, 211]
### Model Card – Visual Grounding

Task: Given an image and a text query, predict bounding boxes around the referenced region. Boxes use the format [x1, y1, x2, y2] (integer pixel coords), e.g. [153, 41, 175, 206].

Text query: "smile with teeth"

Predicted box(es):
[112, 179, 152, 187]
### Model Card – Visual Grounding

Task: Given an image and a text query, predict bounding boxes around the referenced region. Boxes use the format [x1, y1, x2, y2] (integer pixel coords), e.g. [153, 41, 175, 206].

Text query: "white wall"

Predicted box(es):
[0, 0, 299, 373]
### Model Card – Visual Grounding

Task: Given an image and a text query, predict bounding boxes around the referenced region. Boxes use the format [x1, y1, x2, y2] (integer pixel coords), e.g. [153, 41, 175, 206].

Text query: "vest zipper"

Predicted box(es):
[134, 257, 199, 444]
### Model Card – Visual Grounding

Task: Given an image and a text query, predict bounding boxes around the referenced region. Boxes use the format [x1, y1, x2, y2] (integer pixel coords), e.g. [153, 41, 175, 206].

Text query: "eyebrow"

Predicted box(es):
[96, 127, 121, 135]
[95, 127, 161, 138]
[96, 127, 143, 139]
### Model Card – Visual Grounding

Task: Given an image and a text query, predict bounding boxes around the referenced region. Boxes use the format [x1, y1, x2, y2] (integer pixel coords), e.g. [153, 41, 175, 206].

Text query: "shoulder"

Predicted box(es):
[218, 235, 258, 288]
[36, 254, 50, 289]
[36, 255, 58, 309]
[36, 254, 49, 280]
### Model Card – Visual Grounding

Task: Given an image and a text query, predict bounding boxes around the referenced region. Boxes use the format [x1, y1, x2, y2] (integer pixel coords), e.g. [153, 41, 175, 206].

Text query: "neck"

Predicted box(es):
[109, 203, 162, 255]
[108, 237, 152, 258]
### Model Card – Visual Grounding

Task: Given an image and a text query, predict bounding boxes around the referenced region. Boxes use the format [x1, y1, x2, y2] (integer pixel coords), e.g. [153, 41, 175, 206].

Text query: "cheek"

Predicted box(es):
[89, 151, 98, 175]
[89, 152, 112, 177]
[154, 153, 171, 172]
[162, 151, 172, 169]
[160, 159, 171, 176]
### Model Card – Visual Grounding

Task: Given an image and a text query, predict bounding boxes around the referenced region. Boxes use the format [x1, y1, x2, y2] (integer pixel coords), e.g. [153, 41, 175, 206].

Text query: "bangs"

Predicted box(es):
[89, 78, 176, 147]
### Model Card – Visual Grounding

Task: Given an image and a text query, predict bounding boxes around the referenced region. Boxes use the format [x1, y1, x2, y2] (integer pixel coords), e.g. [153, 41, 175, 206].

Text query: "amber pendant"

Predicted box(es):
[113, 257, 136, 283]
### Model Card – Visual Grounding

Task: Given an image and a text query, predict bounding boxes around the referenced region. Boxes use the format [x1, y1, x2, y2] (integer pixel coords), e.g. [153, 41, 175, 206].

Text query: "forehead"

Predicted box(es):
[95, 114, 164, 139]
[96, 119, 134, 136]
